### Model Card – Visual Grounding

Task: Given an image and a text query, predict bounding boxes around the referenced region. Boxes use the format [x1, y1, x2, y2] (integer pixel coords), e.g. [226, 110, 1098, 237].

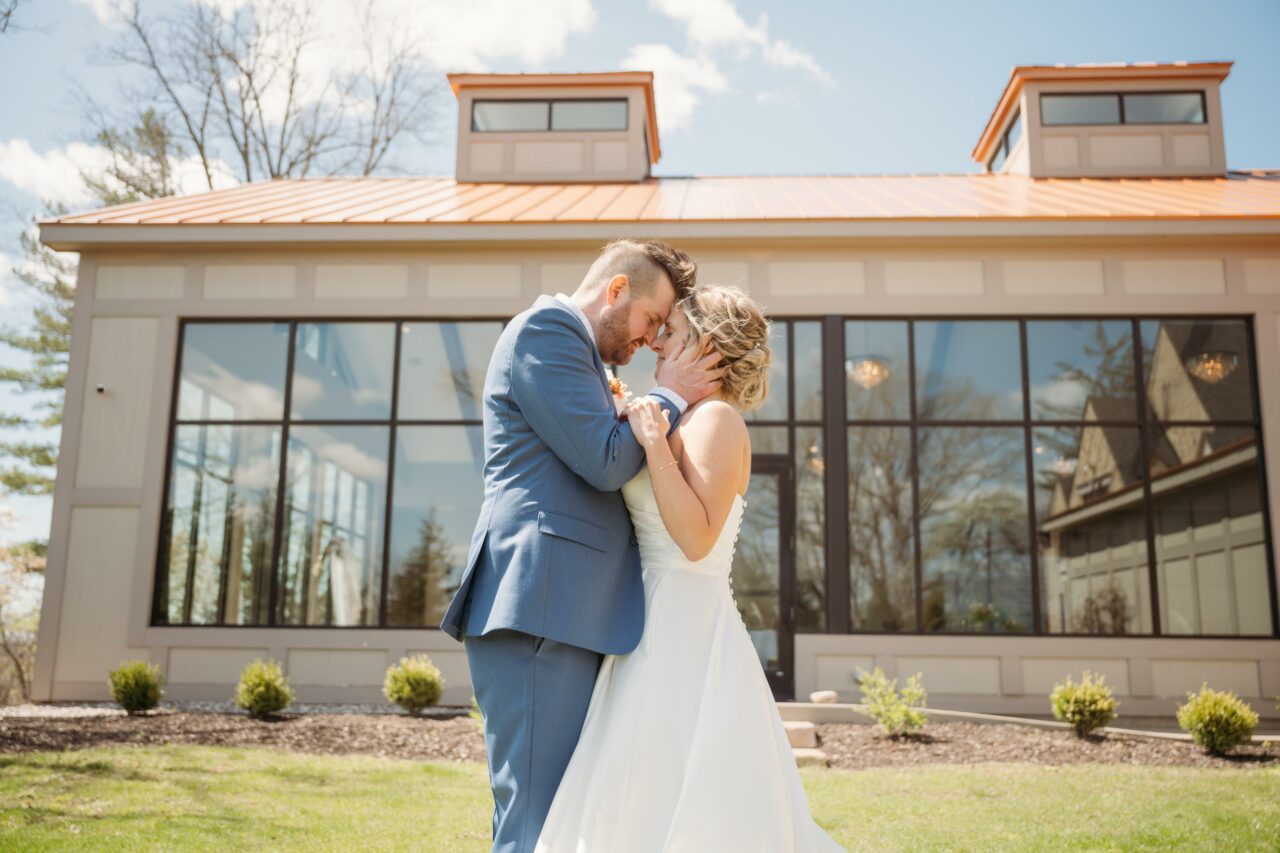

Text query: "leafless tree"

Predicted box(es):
[102, 0, 443, 188]
[0, 0, 23, 34]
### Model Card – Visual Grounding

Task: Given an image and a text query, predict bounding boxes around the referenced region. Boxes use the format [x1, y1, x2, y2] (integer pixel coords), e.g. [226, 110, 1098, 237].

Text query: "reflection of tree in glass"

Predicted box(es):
[732, 476, 780, 657]
[794, 440, 825, 632]
[1077, 582, 1132, 634]
[388, 511, 453, 627]
[847, 427, 913, 631]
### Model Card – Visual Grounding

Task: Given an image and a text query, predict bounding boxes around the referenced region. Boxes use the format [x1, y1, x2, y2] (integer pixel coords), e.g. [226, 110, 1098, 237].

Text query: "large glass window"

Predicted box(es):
[1041, 92, 1206, 126]
[472, 99, 629, 133]
[155, 319, 499, 628]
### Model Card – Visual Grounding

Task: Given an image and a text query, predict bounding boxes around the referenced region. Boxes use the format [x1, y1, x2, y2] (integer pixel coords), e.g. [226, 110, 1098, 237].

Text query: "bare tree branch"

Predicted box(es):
[0, 0, 23, 34]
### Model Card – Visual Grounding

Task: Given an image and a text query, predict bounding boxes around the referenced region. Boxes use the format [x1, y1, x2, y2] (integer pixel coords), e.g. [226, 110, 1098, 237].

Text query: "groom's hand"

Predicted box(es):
[654, 336, 725, 406]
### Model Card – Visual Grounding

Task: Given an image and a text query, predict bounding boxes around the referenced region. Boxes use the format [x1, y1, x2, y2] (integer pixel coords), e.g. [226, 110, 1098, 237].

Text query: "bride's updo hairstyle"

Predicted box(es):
[674, 285, 772, 412]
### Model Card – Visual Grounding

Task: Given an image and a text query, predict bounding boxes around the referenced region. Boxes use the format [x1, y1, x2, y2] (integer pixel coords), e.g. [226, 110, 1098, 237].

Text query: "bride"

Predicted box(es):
[535, 285, 844, 852]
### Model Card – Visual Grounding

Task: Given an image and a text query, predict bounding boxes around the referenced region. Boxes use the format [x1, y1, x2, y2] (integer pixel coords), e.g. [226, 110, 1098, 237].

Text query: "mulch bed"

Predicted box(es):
[1, 711, 1274, 770]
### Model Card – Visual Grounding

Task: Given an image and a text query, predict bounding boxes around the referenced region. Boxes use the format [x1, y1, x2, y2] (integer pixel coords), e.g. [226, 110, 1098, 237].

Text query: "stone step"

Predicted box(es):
[792, 748, 830, 768]
[783, 720, 817, 749]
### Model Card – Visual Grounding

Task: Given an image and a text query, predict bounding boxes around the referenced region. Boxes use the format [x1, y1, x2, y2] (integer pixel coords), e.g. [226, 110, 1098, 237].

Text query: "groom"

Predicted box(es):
[440, 239, 721, 853]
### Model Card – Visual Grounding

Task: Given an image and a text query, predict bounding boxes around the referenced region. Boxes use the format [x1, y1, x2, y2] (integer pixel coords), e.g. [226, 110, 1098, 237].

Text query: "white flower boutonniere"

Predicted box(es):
[605, 367, 635, 417]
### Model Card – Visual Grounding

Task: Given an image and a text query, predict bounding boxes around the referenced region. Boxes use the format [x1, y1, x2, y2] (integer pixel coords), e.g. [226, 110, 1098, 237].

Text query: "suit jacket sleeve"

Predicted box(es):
[510, 309, 681, 492]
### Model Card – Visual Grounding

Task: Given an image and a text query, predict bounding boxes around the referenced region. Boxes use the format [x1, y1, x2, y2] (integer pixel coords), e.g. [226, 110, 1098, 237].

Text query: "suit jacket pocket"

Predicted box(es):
[536, 509, 610, 552]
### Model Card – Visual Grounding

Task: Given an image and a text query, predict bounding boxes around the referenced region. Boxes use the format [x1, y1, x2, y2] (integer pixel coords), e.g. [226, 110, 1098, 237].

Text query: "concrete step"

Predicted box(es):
[792, 748, 830, 768]
[784, 720, 817, 749]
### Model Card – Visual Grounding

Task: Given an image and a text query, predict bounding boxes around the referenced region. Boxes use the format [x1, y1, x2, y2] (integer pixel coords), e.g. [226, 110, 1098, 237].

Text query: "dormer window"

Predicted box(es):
[471, 99, 630, 133]
[450, 72, 660, 183]
[988, 109, 1022, 172]
[1040, 91, 1206, 126]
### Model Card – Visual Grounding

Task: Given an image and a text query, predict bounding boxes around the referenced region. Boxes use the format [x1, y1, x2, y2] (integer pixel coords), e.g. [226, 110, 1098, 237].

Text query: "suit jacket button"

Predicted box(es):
[629, 532, 638, 545]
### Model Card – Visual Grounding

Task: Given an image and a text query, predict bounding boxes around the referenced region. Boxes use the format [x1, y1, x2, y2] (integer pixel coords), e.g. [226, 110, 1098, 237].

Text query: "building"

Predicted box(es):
[32, 64, 1280, 717]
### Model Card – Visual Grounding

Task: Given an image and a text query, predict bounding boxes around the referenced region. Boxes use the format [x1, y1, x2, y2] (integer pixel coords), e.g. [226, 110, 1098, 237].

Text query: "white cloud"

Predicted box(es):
[74, 0, 118, 26]
[648, 0, 831, 85]
[623, 44, 728, 132]
[0, 138, 238, 211]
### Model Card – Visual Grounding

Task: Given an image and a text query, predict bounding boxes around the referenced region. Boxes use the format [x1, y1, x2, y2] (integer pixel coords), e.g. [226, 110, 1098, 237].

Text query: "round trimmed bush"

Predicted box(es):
[234, 658, 294, 719]
[1050, 670, 1119, 736]
[108, 660, 164, 715]
[1176, 683, 1258, 755]
[383, 655, 445, 716]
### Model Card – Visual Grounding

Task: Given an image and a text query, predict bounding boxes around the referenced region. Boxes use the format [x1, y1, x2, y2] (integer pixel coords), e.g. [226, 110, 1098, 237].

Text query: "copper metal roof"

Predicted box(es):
[44, 172, 1280, 228]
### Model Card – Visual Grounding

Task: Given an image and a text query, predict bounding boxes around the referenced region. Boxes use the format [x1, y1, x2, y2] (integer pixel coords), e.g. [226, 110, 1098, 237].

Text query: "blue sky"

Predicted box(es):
[1, 0, 1279, 543]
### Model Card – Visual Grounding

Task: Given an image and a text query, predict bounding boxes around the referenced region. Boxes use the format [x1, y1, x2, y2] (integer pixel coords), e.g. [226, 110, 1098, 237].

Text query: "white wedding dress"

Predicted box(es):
[535, 470, 845, 852]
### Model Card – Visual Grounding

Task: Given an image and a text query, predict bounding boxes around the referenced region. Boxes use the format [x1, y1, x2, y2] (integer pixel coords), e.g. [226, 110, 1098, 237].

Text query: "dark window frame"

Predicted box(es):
[1039, 90, 1208, 127]
[471, 97, 630, 133]
[987, 107, 1021, 172]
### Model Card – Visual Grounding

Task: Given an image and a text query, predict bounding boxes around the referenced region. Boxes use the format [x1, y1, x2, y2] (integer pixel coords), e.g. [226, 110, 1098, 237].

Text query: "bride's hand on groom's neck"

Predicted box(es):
[655, 338, 725, 405]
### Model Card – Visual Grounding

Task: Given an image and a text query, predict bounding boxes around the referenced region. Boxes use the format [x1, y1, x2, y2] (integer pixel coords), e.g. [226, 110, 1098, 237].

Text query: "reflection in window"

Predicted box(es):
[1034, 426, 1151, 634]
[1041, 94, 1121, 125]
[157, 425, 280, 625]
[733, 470, 782, 669]
[1142, 319, 1253, 422]
[846, 320, 909, 420]
[847, 427, 914, 631]
[915, 321, 1023, 420]
[794, 322, 823, 421]
[387, 427, 486, 627]
[1027, 320, 1136, 422]
[177, 323, 289, 421]
[472, 100, 549, 132]
[918, 427, 1032, 633]
[1150, 426, 1270, 635]
[795, 427, 826, 631]
[747, 426, 788, 455]
[550, 100, 628, 131]
[291, 323, 395, 421]
[1122, 92, 1205, 124]
[746, 322, 788, 422]
[278, 425, 388, 627]
[398, 322, 501, 421]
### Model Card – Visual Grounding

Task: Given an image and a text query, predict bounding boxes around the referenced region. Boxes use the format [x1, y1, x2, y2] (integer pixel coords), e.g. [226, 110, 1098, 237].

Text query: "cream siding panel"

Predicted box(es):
[1042, 137, 1080, 169]
[698, 262, 751, 291]
[1003, 260, 1105, 295]
[513, 141, 584, 173]
[1172, 134, 1212, 168]
[427, 263, 522, 299]
[52, 507, 148, 683]
[593, 141, 628, 172]
[75, 317, 158, 489]
[1020, 658, 1131, 695]
[314, 264, 409, 299]
[287, 649, 387, 686]
[1089, 135, 1164, 169]
[539, 262, 590, 294]
[204, 264, 297, 299]
[769, 261, 865, 296]
[895, 656, 1002, 694]
[1150, 659, 1261, 698]
[96, 265, 185, 300]
[168, 648, 272, 683]
[814, 655, 875, 697]
[470, 142, 505, 174]
[1243, 259, 1280, 294]
[884, 261, 984, 296]
[1122, 259, 1225, 294]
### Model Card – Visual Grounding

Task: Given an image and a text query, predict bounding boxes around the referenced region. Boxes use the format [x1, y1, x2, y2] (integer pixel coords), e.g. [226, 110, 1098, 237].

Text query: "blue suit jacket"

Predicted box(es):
[439, 295, 681, 655]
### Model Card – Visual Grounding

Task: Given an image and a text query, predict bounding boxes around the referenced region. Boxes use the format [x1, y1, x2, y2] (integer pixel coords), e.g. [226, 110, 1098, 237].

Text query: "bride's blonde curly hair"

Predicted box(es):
[673, 285, 772, 411]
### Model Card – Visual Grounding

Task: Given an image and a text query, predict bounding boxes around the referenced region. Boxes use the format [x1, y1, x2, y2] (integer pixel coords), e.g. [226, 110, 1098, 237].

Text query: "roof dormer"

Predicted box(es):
[973, 61, 1231, 179]
[448, 71, 660, 183]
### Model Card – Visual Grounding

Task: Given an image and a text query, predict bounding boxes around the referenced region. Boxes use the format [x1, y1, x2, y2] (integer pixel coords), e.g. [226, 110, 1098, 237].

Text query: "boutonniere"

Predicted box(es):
[605, 367, 634, 416]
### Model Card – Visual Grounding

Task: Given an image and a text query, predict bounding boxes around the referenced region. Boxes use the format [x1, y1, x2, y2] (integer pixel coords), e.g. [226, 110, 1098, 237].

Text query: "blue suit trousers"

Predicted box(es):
[465, 630, 602, 853]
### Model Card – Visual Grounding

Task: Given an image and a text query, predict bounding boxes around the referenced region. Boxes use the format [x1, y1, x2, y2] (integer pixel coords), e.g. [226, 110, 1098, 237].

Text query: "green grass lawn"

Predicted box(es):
[1, 745, 1277, 851]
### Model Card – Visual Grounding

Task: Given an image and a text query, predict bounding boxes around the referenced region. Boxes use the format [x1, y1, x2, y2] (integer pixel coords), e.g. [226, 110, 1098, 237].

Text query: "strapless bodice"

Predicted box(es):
[621, 470, 745, 579]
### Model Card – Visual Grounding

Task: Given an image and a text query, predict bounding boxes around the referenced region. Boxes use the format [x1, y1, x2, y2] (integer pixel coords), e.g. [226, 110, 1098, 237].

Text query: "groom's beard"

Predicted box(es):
[597, 302, 638, 364]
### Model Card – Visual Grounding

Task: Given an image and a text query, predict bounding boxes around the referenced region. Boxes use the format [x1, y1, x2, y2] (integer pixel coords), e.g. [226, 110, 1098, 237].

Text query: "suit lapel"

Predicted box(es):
[537, 295, 614, 398]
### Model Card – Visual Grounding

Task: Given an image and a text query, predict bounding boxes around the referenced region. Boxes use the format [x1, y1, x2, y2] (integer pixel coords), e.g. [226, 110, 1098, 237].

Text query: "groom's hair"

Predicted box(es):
[586, 239, 697, 300]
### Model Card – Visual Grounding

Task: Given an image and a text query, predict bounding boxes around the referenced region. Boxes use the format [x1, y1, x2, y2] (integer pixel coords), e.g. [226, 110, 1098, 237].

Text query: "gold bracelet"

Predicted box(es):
[653, 457, 681, 475]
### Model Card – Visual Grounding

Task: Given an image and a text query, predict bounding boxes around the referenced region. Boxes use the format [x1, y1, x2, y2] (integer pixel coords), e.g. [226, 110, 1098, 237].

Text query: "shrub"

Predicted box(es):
[383, 655, 444, 716]
[857, 666, 928, 737]
[234, 658, 294, 719]
[1176, 683, 1258, 755]
[108, 660, 164, 715]
[1050, 671, 1119, 736]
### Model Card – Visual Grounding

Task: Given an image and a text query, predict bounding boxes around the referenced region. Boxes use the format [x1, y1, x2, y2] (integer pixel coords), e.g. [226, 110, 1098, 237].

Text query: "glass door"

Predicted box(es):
[731, 458, 796, 698]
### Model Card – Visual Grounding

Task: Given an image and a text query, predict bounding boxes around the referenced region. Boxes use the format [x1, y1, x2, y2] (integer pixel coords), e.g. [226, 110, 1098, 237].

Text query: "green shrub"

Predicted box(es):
[383, 655, 444, 716]
[107, 660, 164, 715]
[1050, 671, 1119, 736]
[857, 666, 928, 737]
[234, 658, 294, 719]
[1176, 683, 1258, 755]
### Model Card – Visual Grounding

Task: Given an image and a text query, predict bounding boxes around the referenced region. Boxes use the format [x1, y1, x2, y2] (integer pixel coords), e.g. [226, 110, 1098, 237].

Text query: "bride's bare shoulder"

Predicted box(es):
[679, 399, 747, 445]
